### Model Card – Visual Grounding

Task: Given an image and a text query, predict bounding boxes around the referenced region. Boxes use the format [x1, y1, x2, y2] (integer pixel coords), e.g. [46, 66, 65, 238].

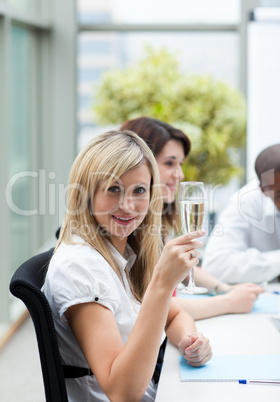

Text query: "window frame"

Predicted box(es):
[0, 0, 77, 338]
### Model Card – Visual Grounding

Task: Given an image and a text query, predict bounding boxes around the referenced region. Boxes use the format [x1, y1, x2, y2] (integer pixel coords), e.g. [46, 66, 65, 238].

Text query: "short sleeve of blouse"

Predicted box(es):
[45, 243, 120, 324]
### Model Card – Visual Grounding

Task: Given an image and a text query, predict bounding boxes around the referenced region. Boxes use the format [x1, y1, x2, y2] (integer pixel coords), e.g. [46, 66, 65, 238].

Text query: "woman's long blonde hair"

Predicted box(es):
[57, 130, 163, 301]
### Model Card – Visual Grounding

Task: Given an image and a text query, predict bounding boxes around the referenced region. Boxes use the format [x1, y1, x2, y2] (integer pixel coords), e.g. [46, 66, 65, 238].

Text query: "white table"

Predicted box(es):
[155, 284, 280, 402]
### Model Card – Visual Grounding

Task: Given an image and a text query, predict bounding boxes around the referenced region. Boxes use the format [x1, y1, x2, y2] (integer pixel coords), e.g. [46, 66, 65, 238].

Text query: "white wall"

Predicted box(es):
[247, 8, 280, 181]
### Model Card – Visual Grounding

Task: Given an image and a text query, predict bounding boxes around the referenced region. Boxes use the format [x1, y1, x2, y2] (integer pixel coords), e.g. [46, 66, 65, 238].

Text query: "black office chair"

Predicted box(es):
[9, 248, 69, 402]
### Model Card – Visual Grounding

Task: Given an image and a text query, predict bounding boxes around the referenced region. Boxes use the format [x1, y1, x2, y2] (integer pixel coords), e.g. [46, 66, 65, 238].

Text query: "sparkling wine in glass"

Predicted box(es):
[178, 181, 207, 294]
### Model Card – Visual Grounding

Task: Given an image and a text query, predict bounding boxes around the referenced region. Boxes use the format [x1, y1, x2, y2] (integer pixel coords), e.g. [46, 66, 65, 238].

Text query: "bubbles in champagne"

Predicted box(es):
[179, 201, 205, 234]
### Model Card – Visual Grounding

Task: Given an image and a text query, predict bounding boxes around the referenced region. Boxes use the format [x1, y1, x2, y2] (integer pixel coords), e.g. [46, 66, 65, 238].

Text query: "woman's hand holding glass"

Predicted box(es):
[154, 230, 205, 294]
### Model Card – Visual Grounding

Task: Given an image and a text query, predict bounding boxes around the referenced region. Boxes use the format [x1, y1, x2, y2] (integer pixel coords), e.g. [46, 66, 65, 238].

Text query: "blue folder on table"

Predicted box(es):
[178, 354, 280, 382]
[176, 293, 279, 314]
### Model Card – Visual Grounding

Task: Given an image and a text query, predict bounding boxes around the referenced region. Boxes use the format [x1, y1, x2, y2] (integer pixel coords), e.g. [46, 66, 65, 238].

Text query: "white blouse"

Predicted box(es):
[42, 236, 160, 402]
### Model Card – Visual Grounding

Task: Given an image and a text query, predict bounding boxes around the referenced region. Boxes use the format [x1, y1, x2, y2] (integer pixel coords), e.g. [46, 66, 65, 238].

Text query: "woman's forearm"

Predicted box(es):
[173, 282, 264, 320]
[172, 294, 230, 320]
[165, 301, 212, 367]
[165, 308, 196, 346]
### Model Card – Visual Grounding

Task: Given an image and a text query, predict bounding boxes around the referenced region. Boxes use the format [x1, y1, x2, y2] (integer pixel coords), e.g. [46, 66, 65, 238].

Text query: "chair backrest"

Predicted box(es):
[9, 248, 69, 402]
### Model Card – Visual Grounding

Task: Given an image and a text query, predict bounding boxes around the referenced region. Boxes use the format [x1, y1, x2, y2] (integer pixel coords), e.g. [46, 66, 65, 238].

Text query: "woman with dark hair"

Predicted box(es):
[120, 117, 264, 320]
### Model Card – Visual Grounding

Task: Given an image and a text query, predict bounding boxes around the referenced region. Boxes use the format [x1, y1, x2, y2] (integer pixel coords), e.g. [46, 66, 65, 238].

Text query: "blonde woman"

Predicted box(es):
[43, 130, 212, 402]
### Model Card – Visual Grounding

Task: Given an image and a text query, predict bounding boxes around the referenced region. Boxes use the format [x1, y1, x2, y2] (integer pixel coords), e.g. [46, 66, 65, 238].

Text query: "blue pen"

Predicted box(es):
[239, 379, 280, 385]
[259, 282, 280, 294]
[268, 290, 280, 295]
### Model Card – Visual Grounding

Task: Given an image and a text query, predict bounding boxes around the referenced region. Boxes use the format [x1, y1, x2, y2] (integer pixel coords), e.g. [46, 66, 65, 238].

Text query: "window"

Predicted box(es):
[9, 25, 36, 273]
[77, 1, 241, 149]
[77, 0, 240, 25]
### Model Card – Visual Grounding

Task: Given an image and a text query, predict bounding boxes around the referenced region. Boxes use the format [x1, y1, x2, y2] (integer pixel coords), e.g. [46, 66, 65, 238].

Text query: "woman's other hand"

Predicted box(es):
[178, 332, 212, 367]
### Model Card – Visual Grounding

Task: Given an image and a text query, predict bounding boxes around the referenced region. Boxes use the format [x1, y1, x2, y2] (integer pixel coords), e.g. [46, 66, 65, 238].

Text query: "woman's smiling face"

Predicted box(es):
[156, 140, 185, 204]
[92, 163, 151, 254]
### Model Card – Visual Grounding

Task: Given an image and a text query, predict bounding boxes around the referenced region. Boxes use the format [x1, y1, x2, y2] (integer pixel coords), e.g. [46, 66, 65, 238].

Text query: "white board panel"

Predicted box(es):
[247, 8, 280, 180]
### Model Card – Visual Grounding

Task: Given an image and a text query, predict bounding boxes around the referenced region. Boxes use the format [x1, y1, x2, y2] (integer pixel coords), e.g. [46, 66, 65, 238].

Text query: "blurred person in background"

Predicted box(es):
[202, 143, 280, 284]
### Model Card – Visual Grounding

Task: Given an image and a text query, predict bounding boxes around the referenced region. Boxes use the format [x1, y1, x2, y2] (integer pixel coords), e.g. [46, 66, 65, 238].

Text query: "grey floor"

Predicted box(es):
[0, 316, 45, 402]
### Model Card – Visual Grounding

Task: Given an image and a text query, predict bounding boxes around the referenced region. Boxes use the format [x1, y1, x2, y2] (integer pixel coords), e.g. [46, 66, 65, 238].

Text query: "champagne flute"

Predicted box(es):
[178, 181, 207, 294]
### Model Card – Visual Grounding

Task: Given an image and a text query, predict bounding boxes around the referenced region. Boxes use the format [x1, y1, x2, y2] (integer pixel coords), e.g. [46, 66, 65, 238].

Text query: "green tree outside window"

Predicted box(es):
[93, 47, 246, 186]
